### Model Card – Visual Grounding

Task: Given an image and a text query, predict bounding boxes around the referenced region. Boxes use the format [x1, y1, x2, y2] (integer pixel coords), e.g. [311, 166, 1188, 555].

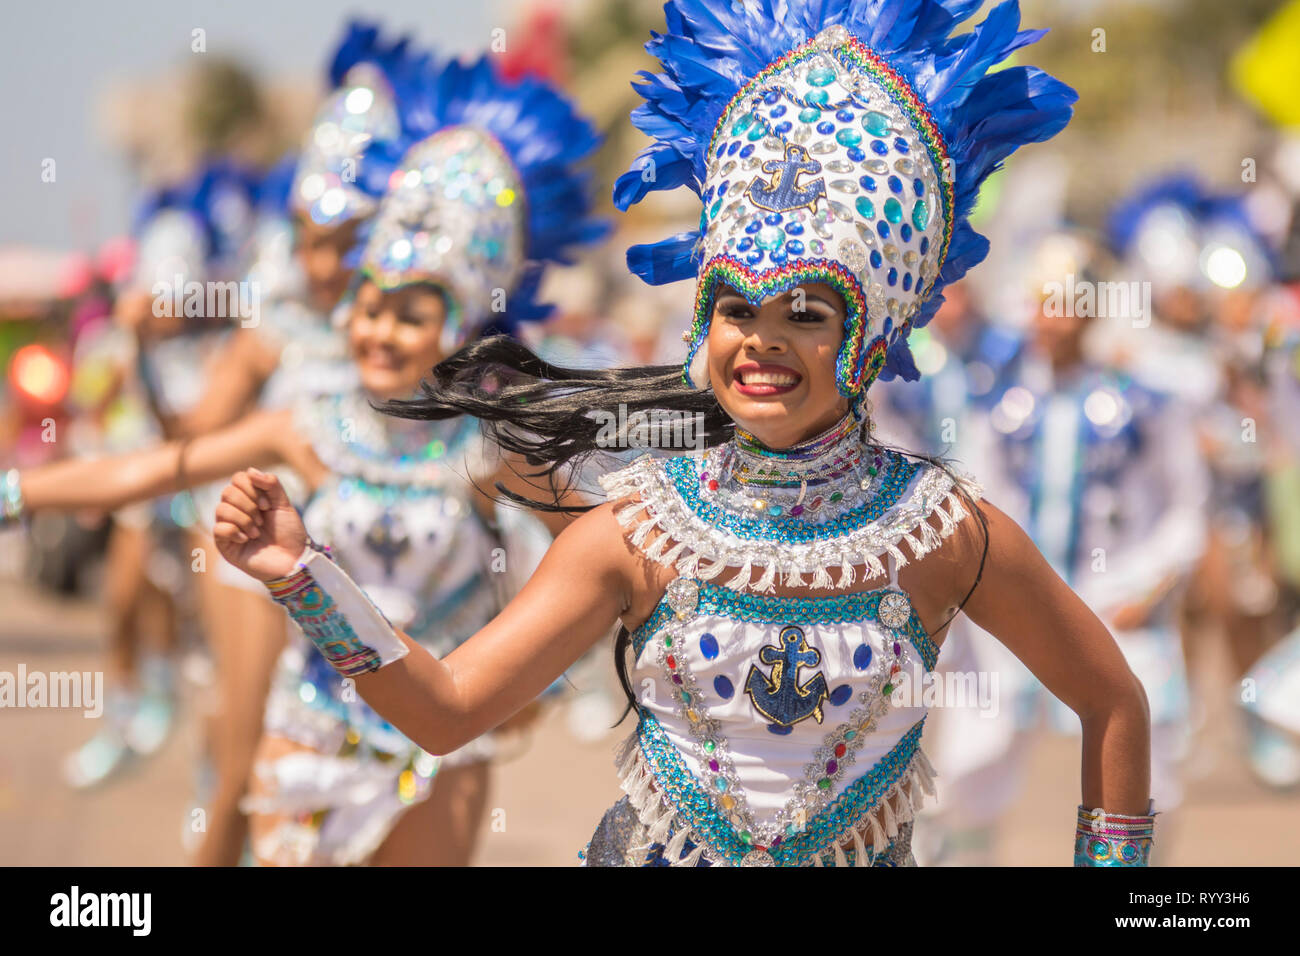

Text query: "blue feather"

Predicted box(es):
[622, 0, 1078, 342]
[627, 233, 701, 286]
[356, 53, 608, 334]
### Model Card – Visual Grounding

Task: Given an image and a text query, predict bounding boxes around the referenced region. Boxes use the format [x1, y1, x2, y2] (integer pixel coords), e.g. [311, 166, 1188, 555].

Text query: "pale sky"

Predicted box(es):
[0, 0, 504, 251]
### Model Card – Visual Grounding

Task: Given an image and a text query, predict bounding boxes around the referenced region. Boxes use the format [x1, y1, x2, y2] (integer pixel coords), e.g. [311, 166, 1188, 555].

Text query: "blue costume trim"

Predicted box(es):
[631, 578, 938, 669]
[635, 709, 925, 866]
[664, 448, 919, 542]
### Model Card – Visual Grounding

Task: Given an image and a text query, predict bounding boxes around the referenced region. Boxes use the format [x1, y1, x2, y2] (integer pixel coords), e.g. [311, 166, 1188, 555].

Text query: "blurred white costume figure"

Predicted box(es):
[959, 230, 1208, 860]
[869, 278, 1032, 865]
[60, 162, 259, 789]
[242, 52, 606, 865]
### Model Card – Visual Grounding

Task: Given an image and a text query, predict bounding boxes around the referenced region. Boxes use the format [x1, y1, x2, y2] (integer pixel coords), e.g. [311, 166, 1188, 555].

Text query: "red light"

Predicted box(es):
[10, 344, 70, 405]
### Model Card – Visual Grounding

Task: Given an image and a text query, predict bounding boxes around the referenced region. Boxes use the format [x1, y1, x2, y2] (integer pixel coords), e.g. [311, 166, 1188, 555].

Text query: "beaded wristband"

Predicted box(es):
[1, 469, 25, 525]
[265, 547, 409, 678]
[1073, 803, 1157, 867]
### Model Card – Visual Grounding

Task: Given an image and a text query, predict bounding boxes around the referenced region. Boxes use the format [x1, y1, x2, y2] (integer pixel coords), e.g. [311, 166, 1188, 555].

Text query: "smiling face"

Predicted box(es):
[707, 282, 851, 449]
[348, 279, 449, 400]
[295, 214, 362, 313]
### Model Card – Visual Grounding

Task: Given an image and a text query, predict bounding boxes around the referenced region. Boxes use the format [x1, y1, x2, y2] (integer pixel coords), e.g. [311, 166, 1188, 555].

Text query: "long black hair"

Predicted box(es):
[381, 335, 989, 720]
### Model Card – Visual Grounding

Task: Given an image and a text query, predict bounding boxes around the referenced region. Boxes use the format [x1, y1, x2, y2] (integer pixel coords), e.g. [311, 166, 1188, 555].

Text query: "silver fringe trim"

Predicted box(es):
[612, 731, 938, 867]
[597, 455, 981, 593]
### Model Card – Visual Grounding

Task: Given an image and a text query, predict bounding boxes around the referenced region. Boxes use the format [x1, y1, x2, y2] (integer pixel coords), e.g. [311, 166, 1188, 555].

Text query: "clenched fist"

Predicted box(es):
[213, 468, 309, 582]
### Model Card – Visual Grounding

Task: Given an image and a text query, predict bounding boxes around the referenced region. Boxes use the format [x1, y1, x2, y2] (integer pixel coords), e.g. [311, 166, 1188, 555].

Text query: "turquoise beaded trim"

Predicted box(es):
[636, 709, 925, 866]
[668, 449, 919, 542]
[630, 578, 938, 669]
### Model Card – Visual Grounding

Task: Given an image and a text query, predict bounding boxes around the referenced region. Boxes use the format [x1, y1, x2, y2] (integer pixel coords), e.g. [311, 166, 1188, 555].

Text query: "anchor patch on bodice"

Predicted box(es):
[364, 510, 411, 580]
[744, 625, 830, 727]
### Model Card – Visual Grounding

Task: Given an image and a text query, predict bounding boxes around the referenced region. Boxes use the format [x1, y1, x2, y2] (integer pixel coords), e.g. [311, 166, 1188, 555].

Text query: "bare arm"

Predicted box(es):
[923, 498, 1152, 815]
[176, 329, 281, 436]
[215, 469, 639, 756]
[20, 407, 295, 513]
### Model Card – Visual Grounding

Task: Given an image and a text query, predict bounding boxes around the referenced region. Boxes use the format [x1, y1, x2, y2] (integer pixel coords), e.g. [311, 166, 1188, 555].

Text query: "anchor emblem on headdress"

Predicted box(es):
[745, 143, 827, 214]
[744, 625, 830, 727]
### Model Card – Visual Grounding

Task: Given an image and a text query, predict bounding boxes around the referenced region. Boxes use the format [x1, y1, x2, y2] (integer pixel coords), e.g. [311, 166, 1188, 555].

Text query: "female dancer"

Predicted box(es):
[3, 50, 604, 865]
[59, 161, 259, 793]
[207, 0, 1158, 866]
[178, 22, 428, 867]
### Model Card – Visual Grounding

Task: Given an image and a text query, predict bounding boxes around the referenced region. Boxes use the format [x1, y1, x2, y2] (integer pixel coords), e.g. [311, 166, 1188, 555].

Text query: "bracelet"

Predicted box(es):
[1, 469, 25, 525]
[266, 547, 409, 678]
[1073, 802, 1157, 867]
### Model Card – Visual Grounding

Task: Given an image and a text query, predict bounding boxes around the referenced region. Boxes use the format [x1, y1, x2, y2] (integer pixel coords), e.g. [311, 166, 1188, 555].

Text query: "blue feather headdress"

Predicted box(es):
[289, 20, 429, 227]
[353, 54, 608, 342]
[130, 159, 259, 292]
[616, 0, 1076, 396]
[1109, 173, 1276, 292]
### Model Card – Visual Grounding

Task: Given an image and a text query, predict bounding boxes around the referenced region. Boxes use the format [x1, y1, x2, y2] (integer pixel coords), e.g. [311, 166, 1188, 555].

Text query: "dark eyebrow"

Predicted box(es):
[792, 293, 837, 310]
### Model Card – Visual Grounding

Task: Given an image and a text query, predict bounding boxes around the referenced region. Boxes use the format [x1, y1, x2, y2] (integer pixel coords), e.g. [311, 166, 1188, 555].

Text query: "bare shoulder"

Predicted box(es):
[547, 497, 674, 629]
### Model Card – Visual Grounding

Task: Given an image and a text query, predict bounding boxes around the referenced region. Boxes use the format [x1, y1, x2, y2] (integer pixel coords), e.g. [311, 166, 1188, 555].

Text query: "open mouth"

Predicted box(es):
[733, 363, 802, 396]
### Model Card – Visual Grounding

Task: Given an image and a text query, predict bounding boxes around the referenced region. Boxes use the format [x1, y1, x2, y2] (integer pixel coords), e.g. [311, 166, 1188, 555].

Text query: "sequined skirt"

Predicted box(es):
[581, 796, 917, 867]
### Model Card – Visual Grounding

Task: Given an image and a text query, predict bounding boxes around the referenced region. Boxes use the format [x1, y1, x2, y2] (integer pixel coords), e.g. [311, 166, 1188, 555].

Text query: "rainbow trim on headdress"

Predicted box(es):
[618, 0, 1076, 394]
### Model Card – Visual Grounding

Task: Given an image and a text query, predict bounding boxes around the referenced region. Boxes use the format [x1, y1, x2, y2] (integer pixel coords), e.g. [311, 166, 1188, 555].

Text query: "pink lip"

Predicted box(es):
[732, 362, 802, 396]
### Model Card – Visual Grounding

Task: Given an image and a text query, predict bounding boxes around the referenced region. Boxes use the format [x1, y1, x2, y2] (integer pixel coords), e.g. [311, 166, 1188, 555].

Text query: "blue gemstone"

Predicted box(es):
[900, 224, 913, 242]
[740, 144, 755, 158]
[903, 273, 913, 291]
[786, 239, 805, 255]
[745, 220, 762, 234]
[877, 220, 890, 238]
[715, 142, 726, 159]
[882, 316, 893, 336]
[853, 644, 873, 669]
[764, 90, 781, 105]
[764, 212, 783, 225]
[888, 176, 903, 194]
[767, 724, 794, 736]
[861, 176, 877, 192]
[784, 222, 804, 236]
[746, 250, 764, 266]
[727, 140, 741, 156]
[920, 237, 930, 254]
[830, 684, 853, 706]
[775, 121, 792, 134]
[870, 139, 889, 156]
[869, 249, 883, 268]
[887, 268, 898, 286]
[847, 147, 865, 162]
[913, 178, 925, 196]
[737, 237, 753, 251]
[894, 136, 910, 153]
[713, 675, 734, 700]
[816, 121, 835, 136]
[700, 633, 719, 660]
[770, 249, 788, 265]
[835, 109, 856, 122]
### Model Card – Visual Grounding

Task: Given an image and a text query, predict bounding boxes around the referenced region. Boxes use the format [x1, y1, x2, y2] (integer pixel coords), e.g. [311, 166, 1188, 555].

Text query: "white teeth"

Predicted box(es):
[739, 371, 798, 386]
